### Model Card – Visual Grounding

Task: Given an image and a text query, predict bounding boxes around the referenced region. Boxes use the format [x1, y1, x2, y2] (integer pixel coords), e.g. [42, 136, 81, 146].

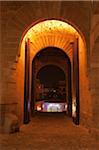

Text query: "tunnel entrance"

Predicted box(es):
[19, 19, 87, 126]
[35, 65, 67, 113]
[31, 47, 72, 116]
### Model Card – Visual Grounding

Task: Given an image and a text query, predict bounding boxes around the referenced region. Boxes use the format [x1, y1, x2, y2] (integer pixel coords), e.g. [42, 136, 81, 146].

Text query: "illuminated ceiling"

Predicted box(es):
[22, 20, 80, 59]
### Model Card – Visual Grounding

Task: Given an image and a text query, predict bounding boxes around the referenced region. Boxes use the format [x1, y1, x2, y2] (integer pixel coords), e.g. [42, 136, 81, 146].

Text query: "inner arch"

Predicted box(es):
[36, 64, 66, 88]
[18, 19, 87, 125]
[21, 19, 81, 61]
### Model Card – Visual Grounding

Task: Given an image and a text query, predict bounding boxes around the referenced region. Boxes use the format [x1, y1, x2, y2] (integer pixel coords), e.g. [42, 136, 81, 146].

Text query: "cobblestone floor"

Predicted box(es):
[0, 113, 99, 150]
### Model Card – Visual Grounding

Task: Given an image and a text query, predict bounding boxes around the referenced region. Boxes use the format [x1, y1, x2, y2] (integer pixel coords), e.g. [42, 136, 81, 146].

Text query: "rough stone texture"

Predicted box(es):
[3, 113, 19, 133]
[90, 8, 99, 129]
[0, 1, 99, 135]
[0, 113, 99, 150]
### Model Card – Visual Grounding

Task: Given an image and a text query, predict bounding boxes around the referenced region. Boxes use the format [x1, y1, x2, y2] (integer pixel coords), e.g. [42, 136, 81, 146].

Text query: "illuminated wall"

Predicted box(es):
[17, 19, 91, 126]
[1, 1, 95, 132]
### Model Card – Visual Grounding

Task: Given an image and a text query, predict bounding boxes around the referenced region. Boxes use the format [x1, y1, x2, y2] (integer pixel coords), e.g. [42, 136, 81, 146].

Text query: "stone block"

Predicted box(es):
[89, 127, 99, 140]
[4, 113, 19, 133]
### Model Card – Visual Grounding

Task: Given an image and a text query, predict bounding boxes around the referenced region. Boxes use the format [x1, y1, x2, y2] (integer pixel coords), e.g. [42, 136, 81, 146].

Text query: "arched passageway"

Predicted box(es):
[34, 64, 67, 113]
[16, 19, 89, 127]
[31, 46, 72, 116]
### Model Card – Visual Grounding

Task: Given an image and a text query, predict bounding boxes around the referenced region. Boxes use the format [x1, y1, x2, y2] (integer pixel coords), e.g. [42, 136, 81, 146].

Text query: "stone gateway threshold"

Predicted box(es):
[0, 113, 99, 150]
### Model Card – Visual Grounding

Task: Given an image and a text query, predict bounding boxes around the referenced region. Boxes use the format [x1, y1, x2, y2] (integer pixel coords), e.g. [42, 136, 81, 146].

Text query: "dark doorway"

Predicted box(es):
[31, 47, 72, 116]
[37, 65, 65, 88]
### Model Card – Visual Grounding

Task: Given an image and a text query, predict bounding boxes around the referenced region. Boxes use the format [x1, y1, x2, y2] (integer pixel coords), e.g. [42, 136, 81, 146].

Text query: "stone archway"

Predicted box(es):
[16, 19, 91, 127]
[31, 46, 72, 117]
[34, 64, 67, 112]
[0, 1, 95, 134]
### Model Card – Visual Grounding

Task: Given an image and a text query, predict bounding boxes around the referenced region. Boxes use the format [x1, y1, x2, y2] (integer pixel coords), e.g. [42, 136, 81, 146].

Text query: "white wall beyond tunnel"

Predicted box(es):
[16, 19, 91, 127]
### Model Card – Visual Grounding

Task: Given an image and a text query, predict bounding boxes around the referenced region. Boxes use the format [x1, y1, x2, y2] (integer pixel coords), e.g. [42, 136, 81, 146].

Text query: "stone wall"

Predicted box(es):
[90, 5, 99, 130]
[1, 1, 98, 133]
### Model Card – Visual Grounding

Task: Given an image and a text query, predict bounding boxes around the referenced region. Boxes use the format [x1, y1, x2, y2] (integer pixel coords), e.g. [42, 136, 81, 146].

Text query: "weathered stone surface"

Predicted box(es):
[4, 113, 19, 133]
[0, 1, 99, 134]
[0, 114, 99, 149]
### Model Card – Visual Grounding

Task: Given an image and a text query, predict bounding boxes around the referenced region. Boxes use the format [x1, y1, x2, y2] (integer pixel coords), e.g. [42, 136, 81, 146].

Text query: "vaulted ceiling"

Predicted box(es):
[23, 20, 80, 60]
